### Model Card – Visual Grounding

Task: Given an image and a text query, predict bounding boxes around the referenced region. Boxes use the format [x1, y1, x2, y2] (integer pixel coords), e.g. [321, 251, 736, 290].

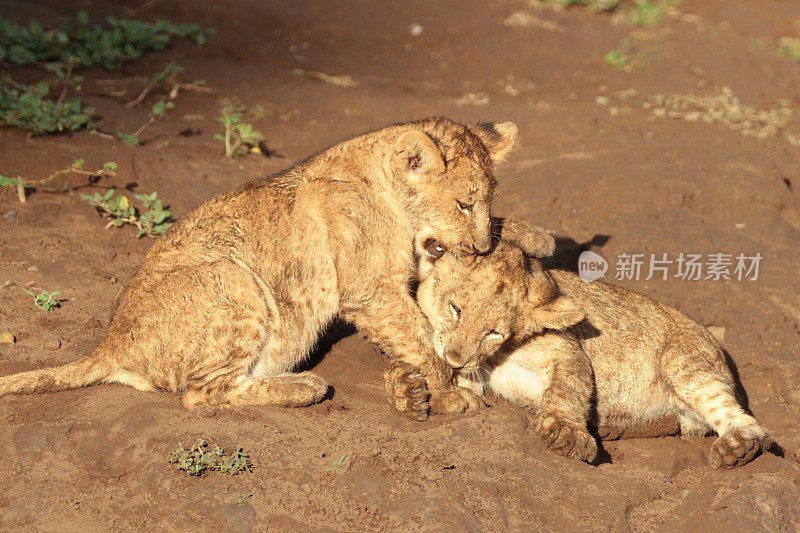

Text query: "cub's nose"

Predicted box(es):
[443, 348, 467, 369]
[472, 235, 491, 254]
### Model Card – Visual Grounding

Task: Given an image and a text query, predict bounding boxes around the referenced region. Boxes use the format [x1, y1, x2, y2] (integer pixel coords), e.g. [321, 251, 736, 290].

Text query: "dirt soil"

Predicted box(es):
[2, 0, 800, 531]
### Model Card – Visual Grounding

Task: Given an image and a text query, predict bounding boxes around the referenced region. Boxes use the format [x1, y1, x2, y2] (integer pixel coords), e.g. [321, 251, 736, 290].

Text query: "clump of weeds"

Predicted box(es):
[168, 439, 252, 476]
[0, 11, 213, 137]
[0, 11, 212, 70]
[0, 77, 94, 135]
[81, 189, 172, 238]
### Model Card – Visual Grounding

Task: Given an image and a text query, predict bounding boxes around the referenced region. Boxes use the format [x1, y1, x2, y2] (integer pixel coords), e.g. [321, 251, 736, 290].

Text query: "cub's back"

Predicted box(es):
[548, 269, 714, 407]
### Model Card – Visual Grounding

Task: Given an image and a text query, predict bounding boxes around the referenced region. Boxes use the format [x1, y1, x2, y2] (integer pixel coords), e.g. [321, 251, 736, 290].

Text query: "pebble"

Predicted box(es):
[0, 332, 15, 343]
[4, 210, 16, 220]
[45, 337, 61, 351]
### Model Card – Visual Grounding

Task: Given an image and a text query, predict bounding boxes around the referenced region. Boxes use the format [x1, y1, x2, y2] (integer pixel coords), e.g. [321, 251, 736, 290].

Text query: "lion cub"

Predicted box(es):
[417, 240, 770, 468]
[0, 118, 518, 420]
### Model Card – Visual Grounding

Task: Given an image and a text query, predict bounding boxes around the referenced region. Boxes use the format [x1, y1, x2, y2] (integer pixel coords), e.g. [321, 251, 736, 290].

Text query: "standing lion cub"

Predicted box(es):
[417, 238, 770, 468]
[0, 118, 519, 421]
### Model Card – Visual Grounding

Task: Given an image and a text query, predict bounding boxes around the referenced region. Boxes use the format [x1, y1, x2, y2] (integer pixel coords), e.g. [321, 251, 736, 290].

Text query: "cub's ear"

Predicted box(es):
[468, 122, 519, 163]
[527, 296, 585, 332]
[394, 130, 445, 183]
[493, 217, 555, 258]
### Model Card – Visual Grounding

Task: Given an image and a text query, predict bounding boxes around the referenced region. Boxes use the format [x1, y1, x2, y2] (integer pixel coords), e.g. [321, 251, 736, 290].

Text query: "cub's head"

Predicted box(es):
[390, 119, 518, 258]
[417, 241, 584, 371]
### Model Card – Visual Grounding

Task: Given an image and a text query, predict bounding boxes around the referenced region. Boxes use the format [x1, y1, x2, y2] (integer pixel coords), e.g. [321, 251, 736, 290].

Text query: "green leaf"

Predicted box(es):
[103, 161, 117, 171]
[117, 132, 139, 146]
[0, 174, 20, 187]
[72, 158, 85, 169]
[151, 100, 165, 116]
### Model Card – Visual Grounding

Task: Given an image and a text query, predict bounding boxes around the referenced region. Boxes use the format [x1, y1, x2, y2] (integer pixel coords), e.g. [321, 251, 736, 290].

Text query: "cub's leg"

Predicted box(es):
[661, 327, 769, 468]
[184, 372, 328, 409]
[344, 289, 482, 421]
[532, 334, 597, 463]
[131, 261, 329, 409]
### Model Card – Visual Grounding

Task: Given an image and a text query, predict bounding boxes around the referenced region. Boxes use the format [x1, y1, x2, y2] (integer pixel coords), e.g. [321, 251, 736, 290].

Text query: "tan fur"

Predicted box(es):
[418, 238, 770, 467]
[0, 118, 519, 421]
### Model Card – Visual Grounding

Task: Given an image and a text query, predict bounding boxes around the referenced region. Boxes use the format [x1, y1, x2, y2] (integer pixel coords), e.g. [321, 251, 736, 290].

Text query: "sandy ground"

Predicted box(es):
[1, 0, 800, 530]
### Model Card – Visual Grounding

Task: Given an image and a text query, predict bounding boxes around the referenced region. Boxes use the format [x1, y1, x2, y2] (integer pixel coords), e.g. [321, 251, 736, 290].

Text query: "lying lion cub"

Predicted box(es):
[417, 238, 770, 468]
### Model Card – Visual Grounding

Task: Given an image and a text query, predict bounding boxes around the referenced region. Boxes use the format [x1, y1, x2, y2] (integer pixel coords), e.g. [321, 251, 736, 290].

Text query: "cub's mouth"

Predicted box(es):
[423, 238, 446, 260]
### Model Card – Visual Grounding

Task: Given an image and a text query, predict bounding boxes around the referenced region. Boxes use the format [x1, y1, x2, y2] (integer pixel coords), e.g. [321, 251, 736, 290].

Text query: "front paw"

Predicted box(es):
[535, 415, 597, 463]
[384, 361, 429, 421]
[429, 387, 486, 415]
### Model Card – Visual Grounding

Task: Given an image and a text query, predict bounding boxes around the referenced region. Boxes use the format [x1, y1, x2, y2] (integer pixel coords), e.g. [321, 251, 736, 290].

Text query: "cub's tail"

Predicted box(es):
[0, 350, 114, 397]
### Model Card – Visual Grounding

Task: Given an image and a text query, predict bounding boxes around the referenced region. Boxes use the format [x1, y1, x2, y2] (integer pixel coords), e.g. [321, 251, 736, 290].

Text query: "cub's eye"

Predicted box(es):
[449, 303, 461, 321]
[457, 201, 473, 215]
[486, 329, 504, 340]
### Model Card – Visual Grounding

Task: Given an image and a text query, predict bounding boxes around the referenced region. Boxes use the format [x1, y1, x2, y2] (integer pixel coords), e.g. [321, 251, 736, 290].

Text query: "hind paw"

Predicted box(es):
[429, 387, 485, 415]
[535, 416, 597, 463]
[710, 427, 769, 469]
[286, 372, 329, 407]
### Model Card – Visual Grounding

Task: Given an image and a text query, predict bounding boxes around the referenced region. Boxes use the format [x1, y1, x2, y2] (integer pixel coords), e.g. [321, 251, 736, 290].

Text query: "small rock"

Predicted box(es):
[5, 210, 17, 220]
[45, 337, 61, 351]
[707, 325, 725, 342]
[0, 332, 15, 343]
[409, 24, 424, 37]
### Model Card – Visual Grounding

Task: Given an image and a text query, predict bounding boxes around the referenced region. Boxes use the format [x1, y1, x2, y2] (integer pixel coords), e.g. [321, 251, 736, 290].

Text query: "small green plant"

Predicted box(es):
[0, 78, 94, 135]
[1, 159, 116, 203]
[134, 191, 172, 238]
[214, 110, 264, 158]
[626, 1, 677, 26]
[117, 98, 175, 146]
[604, 49, 629, 69]
[326, 453, 348, 472]
[24, 289, 60, 311]
[778, 45, 800, 63]
[117, 132, 140, 146]
[0, 11, 213, 71]
[168, 439, 252, 476]
[81, 189, 171, 238]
